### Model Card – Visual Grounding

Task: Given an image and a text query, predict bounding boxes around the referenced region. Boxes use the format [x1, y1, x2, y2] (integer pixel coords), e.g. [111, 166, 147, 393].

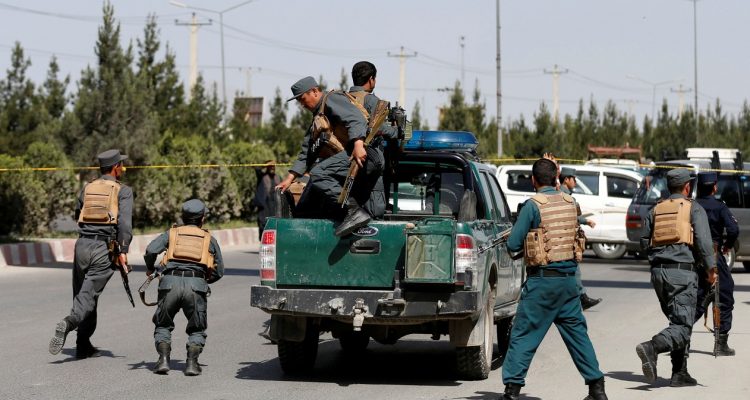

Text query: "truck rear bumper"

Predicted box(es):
[250, 285, 480, 323]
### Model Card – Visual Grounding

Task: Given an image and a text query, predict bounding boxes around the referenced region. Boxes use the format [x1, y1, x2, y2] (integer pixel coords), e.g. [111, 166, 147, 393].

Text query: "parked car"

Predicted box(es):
[626, 159, 750, 271]
[496, 164, 642, 259]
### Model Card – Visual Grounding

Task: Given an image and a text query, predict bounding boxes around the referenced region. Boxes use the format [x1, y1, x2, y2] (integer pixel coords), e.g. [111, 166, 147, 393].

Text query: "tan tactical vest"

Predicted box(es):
[78, 179, 121, 225]
[650, 198, 693, 247]
[524, 193, 581, 266]
[161, 225, 215, 272]
[311, 91, 369, 159]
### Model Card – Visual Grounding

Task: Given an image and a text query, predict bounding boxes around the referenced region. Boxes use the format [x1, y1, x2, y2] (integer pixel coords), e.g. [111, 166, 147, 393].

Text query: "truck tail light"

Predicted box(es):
[625, 214, 642, 229]
[455, 234, 478, 273]
[260, 230, 276, 282]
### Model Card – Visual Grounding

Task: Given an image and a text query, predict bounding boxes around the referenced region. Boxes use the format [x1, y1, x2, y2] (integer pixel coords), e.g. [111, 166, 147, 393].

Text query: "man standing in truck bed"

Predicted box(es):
[276, 76, 382, 236]
[501, 158, 607, 400]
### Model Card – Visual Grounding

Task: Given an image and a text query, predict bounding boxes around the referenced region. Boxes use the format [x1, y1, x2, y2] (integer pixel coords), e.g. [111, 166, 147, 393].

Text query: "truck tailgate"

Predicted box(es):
[273, 219, 406, 288]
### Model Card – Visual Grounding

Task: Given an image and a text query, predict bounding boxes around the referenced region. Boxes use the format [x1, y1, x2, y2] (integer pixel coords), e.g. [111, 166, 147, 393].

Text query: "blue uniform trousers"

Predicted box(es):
[695, 253, 734, 333]
[502, 273, 603, 385]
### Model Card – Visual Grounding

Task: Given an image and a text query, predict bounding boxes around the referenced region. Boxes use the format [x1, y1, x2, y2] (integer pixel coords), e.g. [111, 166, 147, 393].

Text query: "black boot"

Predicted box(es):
[184, 345, 203, 376]
[49, 317, 73, 355]
[583, 377, 608, 400]
[501, 383, 522, 400]
[75, 340, 100, 359]
[715, 333, 736, 356]
[335, 199, 371, 237]
[635, 341, 658, 383]
[580, 294, 602, 310]
[154, 342, 171, 374]
[669, 350, 697, 387]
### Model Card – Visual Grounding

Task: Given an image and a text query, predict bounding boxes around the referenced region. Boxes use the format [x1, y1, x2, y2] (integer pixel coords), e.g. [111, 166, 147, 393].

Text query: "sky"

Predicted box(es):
[1, 0, 748, 130]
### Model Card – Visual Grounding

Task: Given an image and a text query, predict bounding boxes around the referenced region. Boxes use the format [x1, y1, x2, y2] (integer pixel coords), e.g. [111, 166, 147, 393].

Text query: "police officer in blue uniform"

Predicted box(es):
[143, 199, 224, 375]
[501, 158, 607, 400]
[694, 171, 738, 356]
[49, 149, 133, 359]
[636, 168, 716, 387]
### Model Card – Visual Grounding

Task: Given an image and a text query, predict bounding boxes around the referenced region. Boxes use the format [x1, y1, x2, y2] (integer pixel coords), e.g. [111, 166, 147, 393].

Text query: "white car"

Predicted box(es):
[496, 164, 643, 259]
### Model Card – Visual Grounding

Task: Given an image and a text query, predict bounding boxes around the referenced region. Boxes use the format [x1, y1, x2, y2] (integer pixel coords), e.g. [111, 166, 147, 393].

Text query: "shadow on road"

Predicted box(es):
[49, 348, 121, 364]
[236, 339, 475, 387]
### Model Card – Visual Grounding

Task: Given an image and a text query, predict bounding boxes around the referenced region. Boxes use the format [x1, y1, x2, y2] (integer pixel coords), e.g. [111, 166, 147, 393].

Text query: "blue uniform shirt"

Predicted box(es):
[508, 186, 577, 272]
[696, 195, 739, 249]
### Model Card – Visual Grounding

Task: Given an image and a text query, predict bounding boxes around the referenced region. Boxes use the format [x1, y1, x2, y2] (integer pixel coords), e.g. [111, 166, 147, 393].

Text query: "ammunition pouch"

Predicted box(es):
[650, 198, 693, 247]
[524, 193, 578, 266]
[161, 226, 215, 275]
[78, 179, 121, 225]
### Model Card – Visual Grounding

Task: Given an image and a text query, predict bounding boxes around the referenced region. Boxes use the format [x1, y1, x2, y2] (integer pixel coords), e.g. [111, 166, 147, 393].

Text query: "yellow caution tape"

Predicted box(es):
[0, 162, 292, 173]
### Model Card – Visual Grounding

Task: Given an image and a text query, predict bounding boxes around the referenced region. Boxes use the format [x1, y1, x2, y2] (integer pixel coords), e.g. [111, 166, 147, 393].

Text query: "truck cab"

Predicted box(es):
[250, 130, 523, 380]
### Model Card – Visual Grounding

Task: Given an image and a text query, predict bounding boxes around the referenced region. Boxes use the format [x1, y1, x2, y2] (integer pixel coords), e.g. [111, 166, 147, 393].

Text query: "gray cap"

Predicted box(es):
[287, 76, 318, 102]
[560, 167, 576, 179]
[666, 168, 694, 187]
[182, 199, 208, 220]
[97, 149, 128, 168]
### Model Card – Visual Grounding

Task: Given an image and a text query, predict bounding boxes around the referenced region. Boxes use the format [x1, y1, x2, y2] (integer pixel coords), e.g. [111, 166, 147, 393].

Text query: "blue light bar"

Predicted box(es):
[402, 130, 478, 152]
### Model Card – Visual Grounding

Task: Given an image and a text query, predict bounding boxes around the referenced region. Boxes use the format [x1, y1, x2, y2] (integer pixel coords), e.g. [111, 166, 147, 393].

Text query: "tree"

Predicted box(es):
[0, 42, 43, 154]
[338, 67, 348, 91]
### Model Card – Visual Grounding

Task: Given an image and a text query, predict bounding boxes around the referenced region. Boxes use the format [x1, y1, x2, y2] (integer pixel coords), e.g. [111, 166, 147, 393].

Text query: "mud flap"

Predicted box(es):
[270, 315, 307, 342]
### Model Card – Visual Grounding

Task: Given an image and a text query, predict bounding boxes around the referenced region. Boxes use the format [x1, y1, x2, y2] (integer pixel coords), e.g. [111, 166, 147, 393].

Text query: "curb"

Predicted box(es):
[0, 227, 259, 267]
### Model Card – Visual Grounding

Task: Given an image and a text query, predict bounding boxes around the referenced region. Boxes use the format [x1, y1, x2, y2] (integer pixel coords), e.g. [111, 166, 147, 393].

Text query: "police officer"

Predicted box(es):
[348, 61, 399, 219]
[559, 167, 603, 310]
[501, 158, 607, 400]
[49, 149, 133, 359]
[636, 168, 715, 387]
[694, 171, 738, 356]
[277, 76, 381, 237]
[143, 199, 224, 375]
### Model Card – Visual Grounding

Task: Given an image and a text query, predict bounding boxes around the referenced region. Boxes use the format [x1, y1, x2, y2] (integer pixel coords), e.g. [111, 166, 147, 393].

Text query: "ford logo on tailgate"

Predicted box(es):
[353, 226, 378, 237]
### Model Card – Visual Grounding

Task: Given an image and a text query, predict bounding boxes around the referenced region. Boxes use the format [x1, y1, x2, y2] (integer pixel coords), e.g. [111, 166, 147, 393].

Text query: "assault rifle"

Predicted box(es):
[109, 240, 135, 308]
[337, 100, 391, 206]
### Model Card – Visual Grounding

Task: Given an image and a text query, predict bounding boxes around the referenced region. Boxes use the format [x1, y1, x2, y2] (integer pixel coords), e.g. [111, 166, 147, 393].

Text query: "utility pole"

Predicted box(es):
[496, 0, 502, 157]
[238, 67, 257, 96]
[387, 46, 417, 107]
[175, 13, 211, 99]
[671, 84, 693, 118]
[691, 0, 700, 139]
[544, 64, 569, 122]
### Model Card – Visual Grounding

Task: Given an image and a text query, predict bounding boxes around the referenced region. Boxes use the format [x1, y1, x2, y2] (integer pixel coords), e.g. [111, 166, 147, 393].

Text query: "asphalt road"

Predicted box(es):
[1, 248, 749, 400]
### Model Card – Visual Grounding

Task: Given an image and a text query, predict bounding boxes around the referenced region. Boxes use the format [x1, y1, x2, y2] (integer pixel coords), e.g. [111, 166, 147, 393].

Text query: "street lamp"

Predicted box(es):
[626, 75, 683, 121]
[170, 0, 255, 111]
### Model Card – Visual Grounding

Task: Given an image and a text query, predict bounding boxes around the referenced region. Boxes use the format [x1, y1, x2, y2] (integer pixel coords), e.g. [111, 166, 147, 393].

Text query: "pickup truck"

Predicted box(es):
[250, 130, 523, 380]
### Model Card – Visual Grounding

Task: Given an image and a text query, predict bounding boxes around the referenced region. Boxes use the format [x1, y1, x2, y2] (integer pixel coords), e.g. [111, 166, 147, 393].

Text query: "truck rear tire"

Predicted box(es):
[277, 319, 319, 375]
[496, 316, 513, 366]
[339, 331, 370, 353]
[456, 289, 495, 380]
[592, 243, 626, 259]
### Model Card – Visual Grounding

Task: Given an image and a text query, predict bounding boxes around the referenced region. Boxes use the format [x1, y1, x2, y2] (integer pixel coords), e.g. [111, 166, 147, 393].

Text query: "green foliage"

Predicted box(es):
[223, 142, 276, 220]
[0, 154, 46, 236]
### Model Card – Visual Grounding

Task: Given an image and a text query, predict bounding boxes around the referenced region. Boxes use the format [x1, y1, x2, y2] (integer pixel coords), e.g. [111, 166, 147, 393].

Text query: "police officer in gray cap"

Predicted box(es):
[49, 149, 133, 359]
[559, 167, 602, 310]
[637, 168, 715, 387]
[694, 171, 739, 356]
[277, 76, 381, 236]
[142, 199, 224, 375]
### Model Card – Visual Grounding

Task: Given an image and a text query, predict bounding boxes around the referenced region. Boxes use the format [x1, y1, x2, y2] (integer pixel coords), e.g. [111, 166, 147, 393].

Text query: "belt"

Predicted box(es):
[654, 263, 697, 272]
[526, 267, 575, 277]
[79, 234, 114, 242]
[164, 269, 205, 278]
